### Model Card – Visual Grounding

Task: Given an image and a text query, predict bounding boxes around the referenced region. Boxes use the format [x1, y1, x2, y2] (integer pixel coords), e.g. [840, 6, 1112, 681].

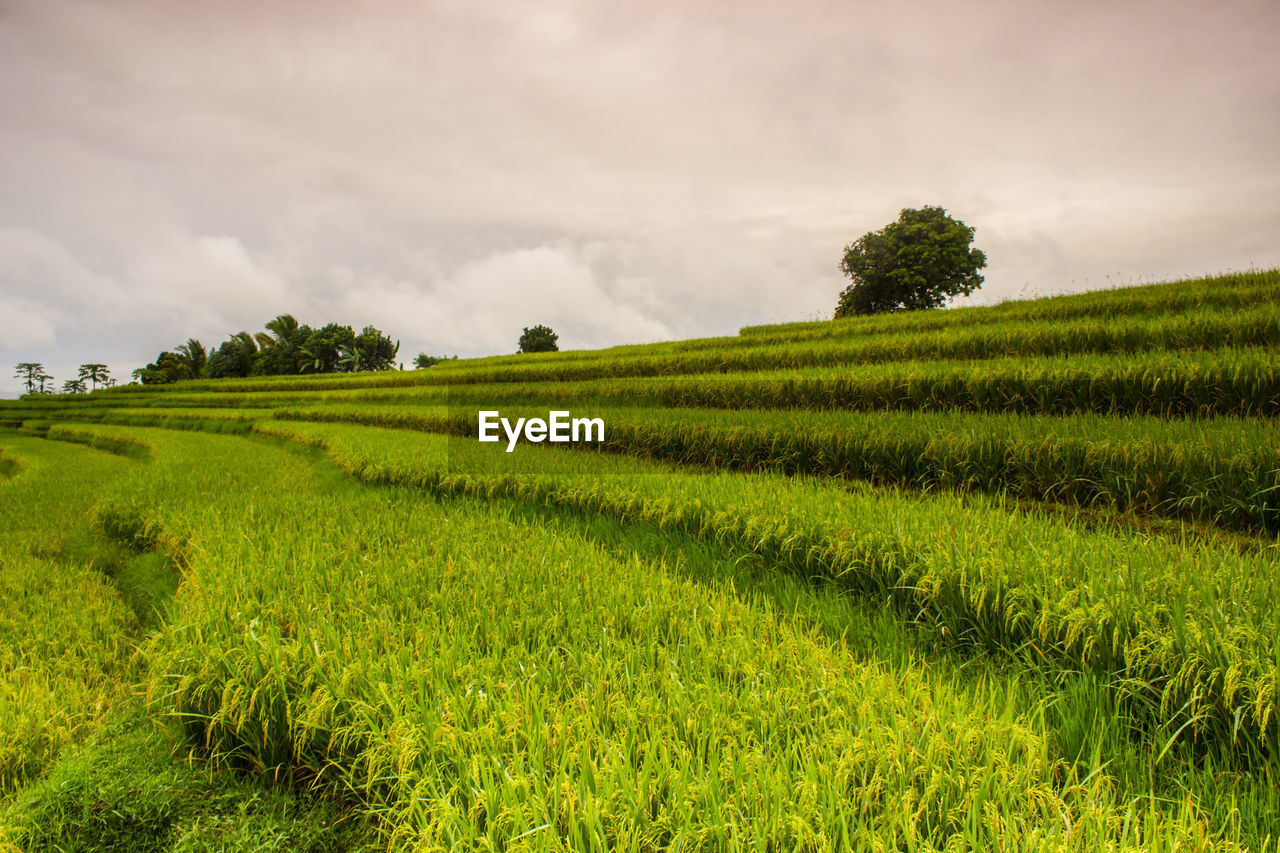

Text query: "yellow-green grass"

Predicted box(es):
[89, 407, 267, 435]
[15, 268, 1275, 406]
[42, 423, 155, 458]
[18, 408, 266, 438]
[7, 267, 1280, 849]
[2, 711, 374, 852]
[20, 423, 1233, 850]
[738, 269, 1280, 343]
[270, 403, 1280, 536]
[83, 293, 1280, 396]
[415, 303, 1279, 386]
[0, 435, 140, 793]
[14, 391, 360, 410]
[0, 449, 17, 480]
[391, 269, 1280, 373]
[244, 418, 1280, 760]
[50, 347, 1279, 421]
[435, 347, 1278, 418]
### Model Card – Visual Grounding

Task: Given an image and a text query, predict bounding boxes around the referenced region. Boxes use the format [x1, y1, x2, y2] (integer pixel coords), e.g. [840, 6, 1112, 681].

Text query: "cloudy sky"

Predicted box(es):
[2, 0, 1277, 395]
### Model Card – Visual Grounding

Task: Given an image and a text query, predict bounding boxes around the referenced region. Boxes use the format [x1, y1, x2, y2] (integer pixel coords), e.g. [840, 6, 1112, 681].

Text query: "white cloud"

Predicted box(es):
[0, 227, 123, 311]
[0, 0, 1276, 373]
[124, 234, 293, 340]
[328, 245, 672, 358]
[0, 298, 57, 350]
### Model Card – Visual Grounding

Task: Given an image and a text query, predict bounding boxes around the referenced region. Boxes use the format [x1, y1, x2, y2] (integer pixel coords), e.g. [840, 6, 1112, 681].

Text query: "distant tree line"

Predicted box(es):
[133, 314, 402, 384]
[15, 320, 552, 397]
[13, 362, 114, 396]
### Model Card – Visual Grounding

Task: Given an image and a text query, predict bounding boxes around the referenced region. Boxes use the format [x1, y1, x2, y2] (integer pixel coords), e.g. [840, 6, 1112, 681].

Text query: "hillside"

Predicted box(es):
[2, 268, 1279, 851]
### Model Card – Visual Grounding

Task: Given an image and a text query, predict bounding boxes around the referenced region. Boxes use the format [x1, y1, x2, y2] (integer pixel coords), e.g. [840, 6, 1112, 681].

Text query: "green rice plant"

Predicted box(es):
[0, 708, 376, 851]
[45, 423, 154, 459]
[82, 288, 1280, 395]
[90, 366, 440, 396]
[101, 407, 270, 420]
[272, 403, 1280, 535]
[48, 391, 351, 410]
[46, 346, 1280, 422]
[0, 450, 18, 481]
[10, 269, 1280, 849]
[0, 409, 107, 433]
[395, 348, 1278, 419]
[738, 269, 1280, 343]
[92, 408, 265, 435]
[0, 435, 141, 793]
[398, 269, 1280, 374]
[381, 303, 1280, 387]
[250, 419, 1280, 762]
[587, 348, 1280, 417]
[41, 424, 1232, 850]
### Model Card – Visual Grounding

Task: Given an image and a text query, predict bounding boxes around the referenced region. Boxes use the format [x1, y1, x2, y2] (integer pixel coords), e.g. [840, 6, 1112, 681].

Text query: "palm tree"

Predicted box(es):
[231, 332, 260, 357]
[175, 339, 207, 377]
[259, 314, 300, 349]
[77, 363, 111, 390]
[13, 362, 43, 395]
[338, 342, 363, 372]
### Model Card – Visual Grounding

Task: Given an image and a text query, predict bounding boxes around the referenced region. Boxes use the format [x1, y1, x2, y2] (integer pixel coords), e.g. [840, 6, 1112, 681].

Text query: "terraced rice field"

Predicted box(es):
[2, 269, 1279, 851]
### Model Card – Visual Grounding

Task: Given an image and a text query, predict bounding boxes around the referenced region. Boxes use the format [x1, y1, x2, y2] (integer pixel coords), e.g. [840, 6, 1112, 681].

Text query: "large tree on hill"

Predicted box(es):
[518, 325, 559, 353]
[834, 206, 987, 318]
[77, 363, 111, 390]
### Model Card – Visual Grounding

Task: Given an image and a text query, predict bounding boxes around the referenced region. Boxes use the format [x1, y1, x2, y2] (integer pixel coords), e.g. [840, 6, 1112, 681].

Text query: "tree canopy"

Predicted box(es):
[207, 333, 259, 379]
[343, 325, 400, 372]
[135, 351, 193, 385]
[162, 316, 403, 381]
[13, 313, 400, 395]
[413, 353, 457, 369]
[77, 364, 110, 390]
[835, 206, 987, 318]
[518, 325, 559, 354]
[13, 363, 46, 395]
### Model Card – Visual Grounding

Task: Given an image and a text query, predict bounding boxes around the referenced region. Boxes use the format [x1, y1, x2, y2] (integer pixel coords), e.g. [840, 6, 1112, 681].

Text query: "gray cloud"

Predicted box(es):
[2, 0, 1278, 395]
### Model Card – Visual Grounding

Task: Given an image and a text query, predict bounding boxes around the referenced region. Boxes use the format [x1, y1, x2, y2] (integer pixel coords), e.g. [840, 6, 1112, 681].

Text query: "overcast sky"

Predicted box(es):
[2, 0, 1278, 395]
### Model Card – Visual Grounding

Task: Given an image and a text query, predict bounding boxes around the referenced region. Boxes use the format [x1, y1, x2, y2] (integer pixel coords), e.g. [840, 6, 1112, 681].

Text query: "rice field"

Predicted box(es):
[2, 269, 1279, 851]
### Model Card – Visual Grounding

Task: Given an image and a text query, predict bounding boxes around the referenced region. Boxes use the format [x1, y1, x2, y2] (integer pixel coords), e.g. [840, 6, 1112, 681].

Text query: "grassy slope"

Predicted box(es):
[267, 402, 1280, 534]
[253, 419, 1280, 757]
[13, 424, 1260, 850]
[3, 269, 1280, 850]
[0, 435, 139, 794]
[0, 431, 374, 851]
